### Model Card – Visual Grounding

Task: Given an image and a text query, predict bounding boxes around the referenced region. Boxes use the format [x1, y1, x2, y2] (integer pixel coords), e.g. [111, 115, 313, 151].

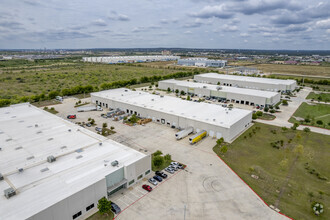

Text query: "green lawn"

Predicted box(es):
[306, 92, 330, 103]
[289, 102, 330, 129]
[86, 211, 114, 220]
[214, 123, 330, 220]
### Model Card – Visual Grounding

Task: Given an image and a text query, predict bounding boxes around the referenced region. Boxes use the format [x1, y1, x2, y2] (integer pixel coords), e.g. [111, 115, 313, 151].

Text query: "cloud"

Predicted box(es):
[132, 25, 160, 33]
[184, 31, 192, 34]
[160, 18, 178, 24]
[183, 18, 210, 28]
[108, 11, 130, 21]
[316, 18, 330, 29]
[0, 21, 24, 30]
[24, 30, 93, 41]
[91, 19, 107, 27]
[222, 24, 238, 32]
[240, 33, 250, 37]
[190, 4, 233, 19]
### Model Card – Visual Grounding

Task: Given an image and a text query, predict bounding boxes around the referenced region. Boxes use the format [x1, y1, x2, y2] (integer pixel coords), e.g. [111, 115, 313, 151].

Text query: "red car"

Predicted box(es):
[142, 184, 152, 192]
[67, 115, 76, 119]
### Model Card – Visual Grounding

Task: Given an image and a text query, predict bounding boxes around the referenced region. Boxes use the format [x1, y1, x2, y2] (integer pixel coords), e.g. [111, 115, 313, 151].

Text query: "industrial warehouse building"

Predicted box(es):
[159, 79, 281, 106]
[194, 73, 297, 92]
[177, 58, 227, 67]
[91, 88, 252, 142]
[82, 55, 179, 64]
[0, 103, 151, 220]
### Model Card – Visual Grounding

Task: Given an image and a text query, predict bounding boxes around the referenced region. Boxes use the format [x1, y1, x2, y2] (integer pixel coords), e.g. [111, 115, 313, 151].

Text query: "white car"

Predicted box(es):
[170, 162, 179, 166]
[165, 167, 174, 174]
[148, 178, 158, 186]
[169, 165, 178, 171]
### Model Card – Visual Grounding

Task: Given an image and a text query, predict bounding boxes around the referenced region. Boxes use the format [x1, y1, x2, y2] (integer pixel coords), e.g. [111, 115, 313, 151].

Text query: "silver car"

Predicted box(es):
[148, 178, 158, 186]
[165, 167, 174, 174]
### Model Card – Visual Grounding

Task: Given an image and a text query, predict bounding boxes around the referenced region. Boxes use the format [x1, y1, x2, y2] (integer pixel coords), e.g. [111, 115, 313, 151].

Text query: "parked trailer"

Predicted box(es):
[175, 127, 194, 140]
[77, 105, 103, 112]
[189, 130, 207, 144]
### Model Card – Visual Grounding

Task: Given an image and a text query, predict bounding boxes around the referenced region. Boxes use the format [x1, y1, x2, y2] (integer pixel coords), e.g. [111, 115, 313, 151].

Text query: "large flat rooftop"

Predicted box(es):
[195, 73, 296, 85]
[161, 79, 279, 98]
[92, 88, 252, 128]
[0, 103, 146, 220]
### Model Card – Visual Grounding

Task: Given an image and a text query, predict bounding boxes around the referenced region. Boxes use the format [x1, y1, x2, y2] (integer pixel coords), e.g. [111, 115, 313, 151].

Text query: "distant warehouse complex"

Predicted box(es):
[194, 73, 297, 92]
[82, 55, 179, 64]
[0, 104, 151, 220]
[177, 58, 227, 67]
[159, 79, 281, 106]
[91, 88, 252, 141]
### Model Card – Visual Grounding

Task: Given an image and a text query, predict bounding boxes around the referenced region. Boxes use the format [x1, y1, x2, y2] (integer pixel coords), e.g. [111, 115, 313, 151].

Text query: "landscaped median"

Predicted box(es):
[213, 122, 330, 220]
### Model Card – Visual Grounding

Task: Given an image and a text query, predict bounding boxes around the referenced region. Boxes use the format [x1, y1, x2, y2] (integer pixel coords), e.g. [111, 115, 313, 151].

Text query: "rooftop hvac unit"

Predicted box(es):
[160, 95, 164, 98]
[47, 155, 56, 163]
[18, 168, 24, 172]
[216, 86, 222, 90]
[203, 86, 207, 88]
[111, 160, 119, 167]
[4, 188, 16, 199]
[0, 173, 3, 181]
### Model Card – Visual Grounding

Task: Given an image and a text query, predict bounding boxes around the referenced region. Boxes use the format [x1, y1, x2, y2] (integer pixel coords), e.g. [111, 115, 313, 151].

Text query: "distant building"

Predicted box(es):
[82, 55, 179, 64]
[161, 50, 171, 55]
[177, 58, 227, 67]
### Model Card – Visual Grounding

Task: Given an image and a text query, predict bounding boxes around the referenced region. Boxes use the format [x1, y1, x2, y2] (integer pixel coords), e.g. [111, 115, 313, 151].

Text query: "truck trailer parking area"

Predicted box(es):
[46, 98, 286, 220]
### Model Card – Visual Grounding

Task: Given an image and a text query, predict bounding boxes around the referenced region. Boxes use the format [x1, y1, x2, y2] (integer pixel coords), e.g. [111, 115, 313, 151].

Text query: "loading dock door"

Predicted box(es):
[196, 128, 201, 133]
[216, 132, 222, 139]
[209, 130, 215, 137]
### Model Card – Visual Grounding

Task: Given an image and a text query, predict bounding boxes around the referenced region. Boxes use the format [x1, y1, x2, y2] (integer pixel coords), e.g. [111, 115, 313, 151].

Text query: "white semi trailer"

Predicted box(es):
[175, 127, 194, 140]
[77, 105, 103, 112]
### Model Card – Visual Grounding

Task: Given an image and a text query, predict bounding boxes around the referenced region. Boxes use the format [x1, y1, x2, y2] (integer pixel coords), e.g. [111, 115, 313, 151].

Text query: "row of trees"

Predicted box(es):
[0, 70, 201, 108]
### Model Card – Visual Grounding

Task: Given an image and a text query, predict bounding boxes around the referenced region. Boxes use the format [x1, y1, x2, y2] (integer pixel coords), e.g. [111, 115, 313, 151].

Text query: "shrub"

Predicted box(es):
[316, 120, 323, 125]
[282, 100, 288, 105]
[216, 137, 224, 145]
[304, 118, 311, 123]
[252, 113, 257, 119]
[164, 154, 171, 161]
[281, 127, 288, 131]
[256, 111, 263, 116]
[264, 107, 269, 112]
[220, 145, 228, 154]
[167, 87, 171, 92]
[153, 150, 163, 157]
[303, 127, 311, 132]
[153, 155, 164, 167]
[97, 197, 112, 215]
[102, 123, 107, 128]
[269, 109, 276, 113]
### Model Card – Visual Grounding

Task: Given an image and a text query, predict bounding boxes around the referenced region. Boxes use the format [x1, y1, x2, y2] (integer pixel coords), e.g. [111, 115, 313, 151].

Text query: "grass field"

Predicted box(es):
[214, 123, 330, 220]
[0, 61, 183, 100]
[249, 64, 330, 76]
[289, 102, 330, 129]
[306, 92, 330, 102]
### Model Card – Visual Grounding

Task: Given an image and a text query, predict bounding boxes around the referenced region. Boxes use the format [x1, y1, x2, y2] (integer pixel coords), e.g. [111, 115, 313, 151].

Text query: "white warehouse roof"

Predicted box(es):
[92, 88, 252, 128]
[196, 73, 296, 86]
[0, 103, 146, 220]
[161, 79, 279, 98]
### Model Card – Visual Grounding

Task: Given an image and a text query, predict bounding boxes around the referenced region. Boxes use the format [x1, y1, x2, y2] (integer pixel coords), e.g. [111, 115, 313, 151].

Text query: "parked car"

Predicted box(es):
[67, 115, 76, 119]
[169, 165, 178, 171]
[142, 184, 152, 192]
[101, 114, 107, 118]
[165, 167, 174, 174]
[153, 175, 163, 182]
[155, 171, 167, 179]
[111, 202, 121, 214]
[148, 178, 158, 186]
[95, 127, 102, 132]
[170, 162, 179, 166]
[177, 164, 184, 169]
[86, 123, 91, 127]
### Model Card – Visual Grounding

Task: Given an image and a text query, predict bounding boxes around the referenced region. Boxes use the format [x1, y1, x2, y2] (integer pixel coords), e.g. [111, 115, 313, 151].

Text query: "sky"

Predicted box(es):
[0, 0, 329, 50]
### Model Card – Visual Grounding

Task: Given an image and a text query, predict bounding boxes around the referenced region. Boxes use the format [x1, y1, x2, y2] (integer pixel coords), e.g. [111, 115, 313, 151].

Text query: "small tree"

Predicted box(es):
[264, 107, 269, 112]
[175, 89, 179, 94]
[282, 100, 288, 105]
[129, 114, 138, 123]
[217, 81, 220, 85]
[256, 111, 263, 116]
[164, 154, 171, 161]
[252, 113, 257, 119]
[97, 197, 112, 215]
[228, 104, 233, 109]
[102, 122, 107, 128]
[180, 90, 185, 95]
[216, 137, 224, 145]
[153, 155, 164, 167]
[187, 95, 191, 101]
[167, 87, 171, 92]
[220, 145, 228, 154]
[154, 150, 163, 156]
[90, 119, 95, 125]
[110, 126, 115, 130]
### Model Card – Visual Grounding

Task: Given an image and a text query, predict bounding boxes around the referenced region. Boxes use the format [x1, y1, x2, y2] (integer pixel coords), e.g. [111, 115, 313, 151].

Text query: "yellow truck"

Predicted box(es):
[189, 130, 207, 144]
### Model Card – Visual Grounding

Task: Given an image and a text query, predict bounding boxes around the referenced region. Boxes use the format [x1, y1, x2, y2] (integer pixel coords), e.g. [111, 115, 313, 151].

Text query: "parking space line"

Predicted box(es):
[114, 167, 186, 219]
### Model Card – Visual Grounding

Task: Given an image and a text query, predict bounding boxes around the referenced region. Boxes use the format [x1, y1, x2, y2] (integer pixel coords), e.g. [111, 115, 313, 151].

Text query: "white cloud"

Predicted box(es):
[316, 18, 330, 29]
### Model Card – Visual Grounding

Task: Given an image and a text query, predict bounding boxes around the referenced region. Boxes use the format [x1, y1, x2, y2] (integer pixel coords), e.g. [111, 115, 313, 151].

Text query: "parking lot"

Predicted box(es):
[47, 98, 287, 220]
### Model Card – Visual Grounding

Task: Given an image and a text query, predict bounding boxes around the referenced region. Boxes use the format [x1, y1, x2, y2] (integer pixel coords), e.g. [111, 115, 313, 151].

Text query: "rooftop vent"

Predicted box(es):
[37, 131, 42, 134]
[151, 99, 154, 101]
[18, 168, 24, 172]
[203, 86, 207, 88]
[0, 131, 3, 134]
[6, 138, 12, 142]
[27, 156, 35, 160]
[76, 155, 83, 159]
[35, 124, 38, 127]
[111, 160, 119, 167]
[0, 173, 3, 181]
[15, 147, 23, 150]
[99, 142, 103, 146]
[75, 148, 83, 153]
[61, 146, 67, 149]
[216, 86, 222, 90]
[0, 147, 2, 151]
[160, 95, 164, 98]
[68, 129, 71, 132]
[18, 120, 24, 123]
[4, 188, 16, 199]
[47, 155, 56, 163]
[48, 138, 53, 141]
